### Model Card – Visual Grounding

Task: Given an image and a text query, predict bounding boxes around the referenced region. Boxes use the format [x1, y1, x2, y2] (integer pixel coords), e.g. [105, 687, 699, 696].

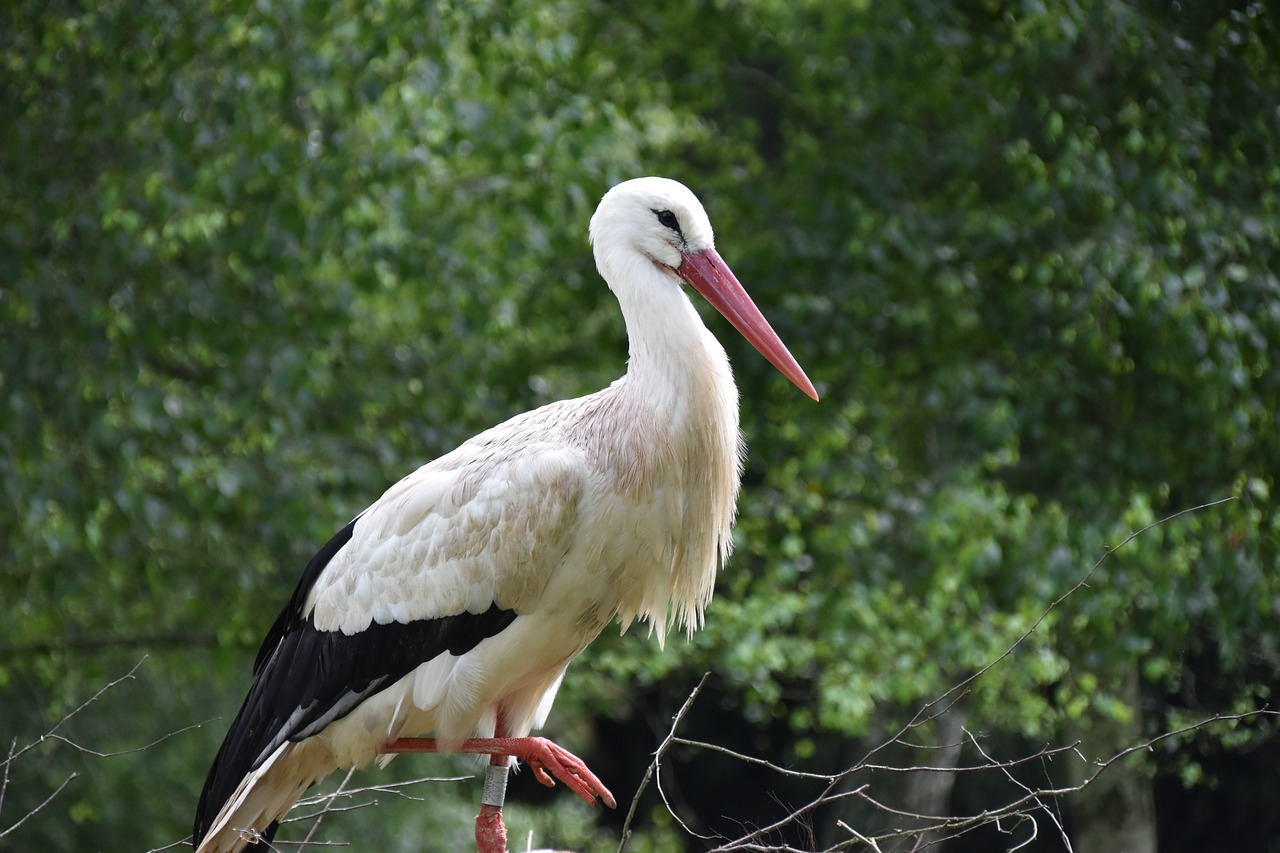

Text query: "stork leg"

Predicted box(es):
[475, 751, 509, 853]
[381, 734, 615, 853]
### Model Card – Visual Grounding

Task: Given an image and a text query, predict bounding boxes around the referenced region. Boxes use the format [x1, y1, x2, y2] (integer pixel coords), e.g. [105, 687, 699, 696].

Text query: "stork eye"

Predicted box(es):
[654, 209, 681, 234]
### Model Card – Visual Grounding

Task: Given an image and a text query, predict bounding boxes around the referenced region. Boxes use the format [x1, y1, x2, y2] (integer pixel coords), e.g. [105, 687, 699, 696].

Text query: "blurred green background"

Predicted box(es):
[3, 0, 1277, 850]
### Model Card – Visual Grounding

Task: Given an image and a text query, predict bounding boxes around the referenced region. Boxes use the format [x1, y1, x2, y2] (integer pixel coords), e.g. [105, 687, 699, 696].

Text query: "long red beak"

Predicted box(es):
[678, 248, 819, 401]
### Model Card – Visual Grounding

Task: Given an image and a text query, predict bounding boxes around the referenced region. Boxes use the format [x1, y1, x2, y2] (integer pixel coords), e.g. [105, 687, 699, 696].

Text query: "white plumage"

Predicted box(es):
[193, 177, 816, 852]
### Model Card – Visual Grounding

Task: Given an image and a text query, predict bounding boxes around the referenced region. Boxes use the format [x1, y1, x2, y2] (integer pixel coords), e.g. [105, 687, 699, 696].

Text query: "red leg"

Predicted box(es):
[382, 736, 616, 808]
[475, 802, 506, 853]
[474, 753, 509, 853]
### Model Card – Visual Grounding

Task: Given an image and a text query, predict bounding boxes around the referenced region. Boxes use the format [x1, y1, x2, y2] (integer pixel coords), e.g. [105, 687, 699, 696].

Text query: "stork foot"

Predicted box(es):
[382, 735, 616, 809]
[508, 736, 617, 809]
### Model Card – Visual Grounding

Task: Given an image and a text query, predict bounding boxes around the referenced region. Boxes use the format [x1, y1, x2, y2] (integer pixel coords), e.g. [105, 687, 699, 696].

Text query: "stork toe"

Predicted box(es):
[517, 738, 616, 809]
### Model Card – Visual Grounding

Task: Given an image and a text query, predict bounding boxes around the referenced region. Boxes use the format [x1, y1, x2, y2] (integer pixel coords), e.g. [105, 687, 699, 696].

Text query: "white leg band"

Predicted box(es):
[481, 763, 509, 808]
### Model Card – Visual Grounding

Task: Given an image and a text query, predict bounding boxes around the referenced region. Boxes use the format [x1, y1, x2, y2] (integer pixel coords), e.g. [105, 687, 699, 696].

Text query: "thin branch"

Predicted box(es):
[290, 773, 474, 814]
[278, 770, 479, 850]
[0, 657, 150, 772]
[0, 739, 14, 827]
[707, 780, 855, 851]
[836, 820, 882, 853]
[301, 766, 358, 846]
[144, 837, 199, 853]
[1, 657, 221, 850]
[964, 728, 1070, 853]
[0, 773, 79, 839]
[825, 708, 1278, 850]
[42, 719, 215, 759]
[0, 658, 152, 840]
[669, 738, 837, 782]
[617, 672, 711, 853]
[673, 735, 1083, 778]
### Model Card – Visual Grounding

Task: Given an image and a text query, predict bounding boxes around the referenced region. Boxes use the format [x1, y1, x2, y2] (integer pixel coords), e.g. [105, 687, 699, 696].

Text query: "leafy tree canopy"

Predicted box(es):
[2, 0, 1276, 849]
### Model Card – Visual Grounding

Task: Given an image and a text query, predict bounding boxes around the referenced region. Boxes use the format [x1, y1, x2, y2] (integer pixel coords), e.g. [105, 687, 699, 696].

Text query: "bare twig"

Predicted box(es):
[301, 766, 358, 845]
[617, 671, 711, 853]
[668, 738, 838, 782]
[0, 738, 14, 828]
[0, 773, 79, 839]
[820, 708, 1278, 851]
[42, 719, 214, 759]
[0, 658, 155, 840]
[1, 657, 150, 773]
[673, 735, 1086, 779]
[964, 728, 1070, 853]
[289, 773, 474, 815]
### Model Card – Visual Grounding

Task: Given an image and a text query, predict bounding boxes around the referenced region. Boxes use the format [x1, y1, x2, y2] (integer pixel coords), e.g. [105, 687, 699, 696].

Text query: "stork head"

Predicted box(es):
[590, 177, 819, 401]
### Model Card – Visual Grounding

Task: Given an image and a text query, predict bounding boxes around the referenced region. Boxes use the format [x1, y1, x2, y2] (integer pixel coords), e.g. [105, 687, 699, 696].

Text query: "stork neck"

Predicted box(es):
[616, 267, 734, 418]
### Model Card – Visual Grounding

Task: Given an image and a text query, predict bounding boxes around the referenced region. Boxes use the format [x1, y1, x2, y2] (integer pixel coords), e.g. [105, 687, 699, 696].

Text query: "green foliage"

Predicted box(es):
[2, 0, 1277, 849]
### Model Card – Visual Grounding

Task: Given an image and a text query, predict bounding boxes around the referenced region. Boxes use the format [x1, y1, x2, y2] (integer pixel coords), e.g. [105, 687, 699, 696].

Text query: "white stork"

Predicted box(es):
[192, 176, 818, 853]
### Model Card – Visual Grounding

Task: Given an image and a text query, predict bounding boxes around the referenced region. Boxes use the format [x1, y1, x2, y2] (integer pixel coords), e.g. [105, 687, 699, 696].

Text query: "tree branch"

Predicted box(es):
[618, 671, 711, 853]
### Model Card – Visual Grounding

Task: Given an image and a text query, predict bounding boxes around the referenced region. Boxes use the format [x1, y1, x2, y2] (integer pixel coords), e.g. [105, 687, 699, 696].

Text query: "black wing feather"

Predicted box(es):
[193, 520, 517, 848]
[253, 517, 360, 675]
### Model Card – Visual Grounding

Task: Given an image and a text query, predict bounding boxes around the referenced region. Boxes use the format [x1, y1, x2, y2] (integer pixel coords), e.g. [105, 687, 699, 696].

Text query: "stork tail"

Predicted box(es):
[194, 741, 329, 853]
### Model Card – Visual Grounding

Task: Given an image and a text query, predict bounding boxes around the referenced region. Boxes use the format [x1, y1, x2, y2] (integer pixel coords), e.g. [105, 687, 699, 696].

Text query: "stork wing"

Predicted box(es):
[194, 437, 586, 847]
[303, 440, 585, 634]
